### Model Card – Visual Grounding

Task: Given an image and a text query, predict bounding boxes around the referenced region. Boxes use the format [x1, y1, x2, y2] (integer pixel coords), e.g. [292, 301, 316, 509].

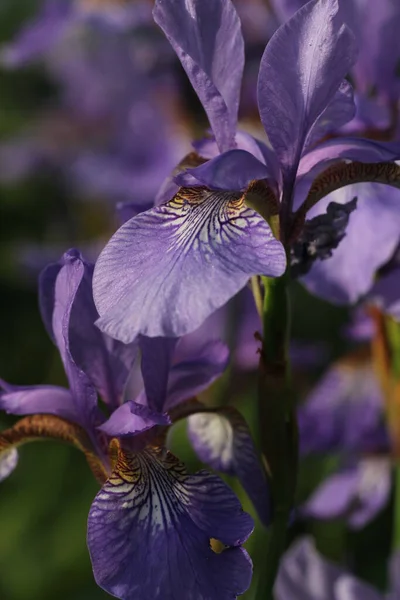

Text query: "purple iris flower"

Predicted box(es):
[275, 537, 400, 599]
[298, 345, 392, 528]
[93, 0, 400, 342]
[0, 249, 275, 599]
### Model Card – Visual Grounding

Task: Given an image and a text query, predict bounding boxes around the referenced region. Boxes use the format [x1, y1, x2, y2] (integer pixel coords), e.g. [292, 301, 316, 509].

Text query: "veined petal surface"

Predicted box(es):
[87, 445, 253, 600]
[188, 408, 271, 525]
[258, 0, 356, 183]
[94, 187, 286, 341]
[153, 0, 244, 152]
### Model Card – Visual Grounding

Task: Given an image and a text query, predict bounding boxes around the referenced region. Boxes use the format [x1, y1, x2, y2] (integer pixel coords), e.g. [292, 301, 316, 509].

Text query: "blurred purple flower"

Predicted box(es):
[0, 249, 275, 598]
[298, 340, 393, 528]
[302, 456, 391, 529]
[0, 0, 187, 213]
[276, 536, 399, 599]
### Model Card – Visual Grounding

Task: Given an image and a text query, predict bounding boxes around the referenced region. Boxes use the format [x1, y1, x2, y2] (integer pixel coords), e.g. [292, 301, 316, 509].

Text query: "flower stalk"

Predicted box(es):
[256, 263, 297, 600]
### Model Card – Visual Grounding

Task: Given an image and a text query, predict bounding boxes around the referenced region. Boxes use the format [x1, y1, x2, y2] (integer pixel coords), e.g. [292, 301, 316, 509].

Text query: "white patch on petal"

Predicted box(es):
[356, 457, 390, 502]
[189, 413, 233, 470]
[0, 448, 18, 482]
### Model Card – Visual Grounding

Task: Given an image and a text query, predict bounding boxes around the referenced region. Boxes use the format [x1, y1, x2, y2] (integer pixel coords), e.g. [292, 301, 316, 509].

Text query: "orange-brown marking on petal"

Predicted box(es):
[0, 414, 107, 484]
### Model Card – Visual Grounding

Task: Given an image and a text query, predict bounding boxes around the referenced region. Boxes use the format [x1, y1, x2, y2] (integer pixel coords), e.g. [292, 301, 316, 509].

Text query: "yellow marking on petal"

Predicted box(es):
[210, 538, 225, 554]
[0, 414, 107, 484]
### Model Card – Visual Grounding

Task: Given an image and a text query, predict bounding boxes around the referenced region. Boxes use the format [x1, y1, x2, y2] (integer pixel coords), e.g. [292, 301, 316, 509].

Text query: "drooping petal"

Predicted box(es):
[0, 448, 18, 482]
[98, 401, 170, 437]
[301, 183, 400, 304]
[153, 0, 244, 152]
[175, 149, 270, 191]
[188, 408, 271, 526]
[166, 339, 229, 411]
[93, 187, 286, 341]
[257, 0, 357, 185]
[87, 443, 253, 600]
[0, 383, 78, 422]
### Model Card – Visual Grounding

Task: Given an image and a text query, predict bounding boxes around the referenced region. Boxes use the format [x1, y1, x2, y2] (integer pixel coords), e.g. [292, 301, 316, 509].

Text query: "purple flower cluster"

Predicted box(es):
[1, 0, 400, 598]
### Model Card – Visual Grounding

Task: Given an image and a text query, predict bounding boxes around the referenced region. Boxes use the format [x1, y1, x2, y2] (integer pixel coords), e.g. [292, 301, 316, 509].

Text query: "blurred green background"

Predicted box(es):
[0, 1, 393, 599]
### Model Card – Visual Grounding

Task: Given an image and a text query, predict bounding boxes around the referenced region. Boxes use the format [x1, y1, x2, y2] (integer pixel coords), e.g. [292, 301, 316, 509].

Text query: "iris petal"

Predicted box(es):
[93, 187, 286, 341]
[188, 408, 271, 526]
[87, 443, 253, 600]
[0, 448, 18, 482]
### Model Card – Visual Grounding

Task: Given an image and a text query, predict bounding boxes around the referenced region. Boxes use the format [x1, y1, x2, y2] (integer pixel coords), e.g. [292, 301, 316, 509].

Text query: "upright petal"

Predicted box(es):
[93, 187, 286, 341]
[87, 444, 253, 600]
[67, 256, 138, 408]
[51, 250, 100, 430]
[188, 408, 271, 526]
[38, 260, 62, 343]
[139, 336, 177, 412]
[258, 0, 356, 185]
[303, 80, 356, 150]
[166, 339, 229, 410]
[153, 0, 244, 152]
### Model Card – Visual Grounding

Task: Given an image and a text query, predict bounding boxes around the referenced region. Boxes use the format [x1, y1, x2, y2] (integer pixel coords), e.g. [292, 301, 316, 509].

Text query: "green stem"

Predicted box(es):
[393, 466, 400, 552]
[256, 267, 297, 600]
[386, 318, 400, 552]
